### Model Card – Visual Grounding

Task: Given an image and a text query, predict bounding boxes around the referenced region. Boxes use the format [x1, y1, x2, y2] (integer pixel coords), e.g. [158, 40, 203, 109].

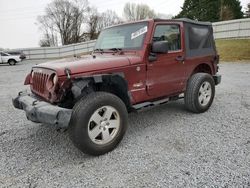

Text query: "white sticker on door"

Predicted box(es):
[131, 26, 148, 40]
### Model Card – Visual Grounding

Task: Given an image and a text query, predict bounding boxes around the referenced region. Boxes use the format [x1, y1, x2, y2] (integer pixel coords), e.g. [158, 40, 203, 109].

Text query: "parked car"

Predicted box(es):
[5, 51, 26, 60]
[0, 51, 22, 65]
[13, 18, 221, 156]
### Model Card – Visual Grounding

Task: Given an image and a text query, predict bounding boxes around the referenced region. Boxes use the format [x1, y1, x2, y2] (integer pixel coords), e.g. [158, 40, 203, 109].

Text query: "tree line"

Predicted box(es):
[38, 0, 164, 47]
[38, 0, 250, 47]
[176, 0, 245, 22]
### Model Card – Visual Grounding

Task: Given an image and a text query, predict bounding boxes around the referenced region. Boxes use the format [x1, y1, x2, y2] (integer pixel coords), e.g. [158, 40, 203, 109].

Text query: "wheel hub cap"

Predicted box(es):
[88, 106, 120, 145]
[198, 81, 212, 107]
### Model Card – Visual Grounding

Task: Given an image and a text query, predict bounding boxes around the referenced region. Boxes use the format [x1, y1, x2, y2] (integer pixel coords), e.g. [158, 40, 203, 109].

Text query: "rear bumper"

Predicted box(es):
[213, 74, 221, 85]
[12, 91, 72, 128]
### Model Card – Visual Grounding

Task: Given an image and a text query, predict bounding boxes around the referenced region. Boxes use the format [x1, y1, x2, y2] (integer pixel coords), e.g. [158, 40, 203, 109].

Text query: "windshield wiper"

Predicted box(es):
[108, 48, 123, 52]
[108, 48, 123, 54]
[93, 48, 104, 53]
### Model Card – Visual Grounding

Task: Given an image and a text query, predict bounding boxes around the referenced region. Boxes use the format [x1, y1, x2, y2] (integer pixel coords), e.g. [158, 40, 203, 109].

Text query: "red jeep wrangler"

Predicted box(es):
[13, 18, 221, 156]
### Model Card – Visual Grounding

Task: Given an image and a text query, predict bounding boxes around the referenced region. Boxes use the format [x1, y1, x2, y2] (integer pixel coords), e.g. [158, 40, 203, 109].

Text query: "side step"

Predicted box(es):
[132, 98, 169, 110]
[132, 94, 184, 110]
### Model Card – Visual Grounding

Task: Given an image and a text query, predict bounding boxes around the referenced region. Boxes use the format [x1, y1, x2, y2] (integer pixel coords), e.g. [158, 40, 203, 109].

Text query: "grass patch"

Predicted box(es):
[215, 39, 250, 62]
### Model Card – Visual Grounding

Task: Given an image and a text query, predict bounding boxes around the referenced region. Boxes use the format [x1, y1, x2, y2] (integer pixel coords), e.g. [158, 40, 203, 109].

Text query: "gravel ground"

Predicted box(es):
[0, 60, 250, 187]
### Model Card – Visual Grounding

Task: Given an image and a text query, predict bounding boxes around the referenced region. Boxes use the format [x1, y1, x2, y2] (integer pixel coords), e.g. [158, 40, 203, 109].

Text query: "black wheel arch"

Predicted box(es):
[184, 63, 213, 91]
[191, 63, 213, 76]
[8, 59, 17, 63]
[61, 73, 132, 111]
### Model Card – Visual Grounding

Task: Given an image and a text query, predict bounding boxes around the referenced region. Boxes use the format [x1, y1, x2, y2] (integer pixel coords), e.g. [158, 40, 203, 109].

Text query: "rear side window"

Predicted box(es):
[188, 27, 212, 49]
[185, 23, 215, 58]
[153, 25, 181, 51]
[0, 52, 8, 56]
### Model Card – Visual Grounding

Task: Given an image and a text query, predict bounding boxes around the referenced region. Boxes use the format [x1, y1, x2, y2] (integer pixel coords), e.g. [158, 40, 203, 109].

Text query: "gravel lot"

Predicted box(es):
[0, 60, 250, 187]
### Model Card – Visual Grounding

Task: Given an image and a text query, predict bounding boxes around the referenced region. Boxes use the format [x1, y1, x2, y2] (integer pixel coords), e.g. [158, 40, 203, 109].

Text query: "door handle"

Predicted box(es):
[176, 56, 185, 64]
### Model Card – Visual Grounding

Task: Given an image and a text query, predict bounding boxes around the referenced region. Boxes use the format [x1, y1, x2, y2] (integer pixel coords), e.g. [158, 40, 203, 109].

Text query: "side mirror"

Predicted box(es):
[152, 41, 168, 53]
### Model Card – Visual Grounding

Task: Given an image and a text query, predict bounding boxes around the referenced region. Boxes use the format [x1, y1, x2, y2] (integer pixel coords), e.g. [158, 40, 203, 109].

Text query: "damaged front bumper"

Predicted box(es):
[12, 91, 72, 128]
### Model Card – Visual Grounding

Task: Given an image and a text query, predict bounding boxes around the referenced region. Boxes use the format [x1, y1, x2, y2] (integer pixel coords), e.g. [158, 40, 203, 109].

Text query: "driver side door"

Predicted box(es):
[146, 23, 186, 97]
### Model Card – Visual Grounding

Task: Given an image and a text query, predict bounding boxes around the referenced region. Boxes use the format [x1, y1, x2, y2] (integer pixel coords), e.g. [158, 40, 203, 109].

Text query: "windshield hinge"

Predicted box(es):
[64, 68, 71, 79]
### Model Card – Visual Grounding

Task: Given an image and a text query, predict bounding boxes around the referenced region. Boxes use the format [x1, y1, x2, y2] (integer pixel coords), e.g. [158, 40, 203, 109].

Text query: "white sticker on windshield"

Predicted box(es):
[131, 26, 148, 40]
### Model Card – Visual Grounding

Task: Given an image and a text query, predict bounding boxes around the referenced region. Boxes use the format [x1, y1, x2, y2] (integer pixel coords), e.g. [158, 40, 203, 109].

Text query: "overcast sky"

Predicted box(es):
[0, 0, 249, 49]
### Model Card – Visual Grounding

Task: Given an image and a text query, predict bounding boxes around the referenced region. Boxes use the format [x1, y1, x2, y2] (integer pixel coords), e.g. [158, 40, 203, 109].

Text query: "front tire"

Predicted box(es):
[184, 73, 215, 113]
[8, 59, 16, 66]
[69, 92, 128, 156]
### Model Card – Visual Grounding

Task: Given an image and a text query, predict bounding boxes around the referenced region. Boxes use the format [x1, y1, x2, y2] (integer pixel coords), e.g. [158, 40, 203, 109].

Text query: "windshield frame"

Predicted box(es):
[94, 21, 149, 52]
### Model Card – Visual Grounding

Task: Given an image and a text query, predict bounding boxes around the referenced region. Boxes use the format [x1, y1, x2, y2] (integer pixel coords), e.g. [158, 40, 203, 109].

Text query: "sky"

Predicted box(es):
[0, 0, 249, 49]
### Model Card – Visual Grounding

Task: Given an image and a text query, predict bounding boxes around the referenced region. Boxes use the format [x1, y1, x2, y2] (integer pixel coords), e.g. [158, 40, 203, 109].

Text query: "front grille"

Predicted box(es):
[32, 72, 49, 94]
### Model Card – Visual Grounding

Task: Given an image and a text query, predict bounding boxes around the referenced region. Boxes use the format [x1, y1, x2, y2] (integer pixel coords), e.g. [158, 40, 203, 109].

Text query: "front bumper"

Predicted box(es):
[12, 91, 72, 128]
[213, 74, 222, 85]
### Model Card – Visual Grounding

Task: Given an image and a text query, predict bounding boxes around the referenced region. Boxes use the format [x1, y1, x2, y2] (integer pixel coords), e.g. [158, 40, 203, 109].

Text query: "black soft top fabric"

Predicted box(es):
[183, 22, 216, 58]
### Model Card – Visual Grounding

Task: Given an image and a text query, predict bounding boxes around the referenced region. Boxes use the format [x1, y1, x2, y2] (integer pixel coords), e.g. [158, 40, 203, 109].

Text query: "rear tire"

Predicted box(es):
[8, 59, 16, 66]
[69, 92, 128, 156]
[184, 73, 215, 113]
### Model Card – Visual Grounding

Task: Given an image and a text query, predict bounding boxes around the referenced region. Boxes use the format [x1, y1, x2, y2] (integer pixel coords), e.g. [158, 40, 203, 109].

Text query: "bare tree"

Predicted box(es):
[37, 0, 89, 46]
[245, 3, 250, 18]
[97, 10, 122, 31]
[39, 35, 55, 47]
[156, 13, 173, 19]
[86, 9, 122, 40]
[37, 16, 58, 47]
[123, 3, 156, 21]
[86, 7, 100, 40]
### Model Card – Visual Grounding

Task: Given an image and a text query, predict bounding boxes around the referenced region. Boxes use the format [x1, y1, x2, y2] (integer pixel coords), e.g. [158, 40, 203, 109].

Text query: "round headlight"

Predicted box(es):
[53, 74, 58, 85]
[47, 73, 57, 90]
[30, 71, 34, 84]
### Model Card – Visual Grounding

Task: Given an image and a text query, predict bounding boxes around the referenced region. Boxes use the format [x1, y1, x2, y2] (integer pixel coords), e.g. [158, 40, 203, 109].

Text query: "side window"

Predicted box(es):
[153, 24, 181, 51]
[188, 26, 211, 50]
[1, 52, 7, 56]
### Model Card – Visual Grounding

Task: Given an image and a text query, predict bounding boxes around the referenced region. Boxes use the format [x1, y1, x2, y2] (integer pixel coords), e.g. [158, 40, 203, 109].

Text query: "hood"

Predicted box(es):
[8, 55, 21, 59]
[34, 54, 142, 76]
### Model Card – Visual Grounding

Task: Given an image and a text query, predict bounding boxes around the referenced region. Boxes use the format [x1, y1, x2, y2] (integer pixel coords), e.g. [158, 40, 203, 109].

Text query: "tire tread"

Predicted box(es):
[184, 73, 215, 113]
[69, 91, 128, 156]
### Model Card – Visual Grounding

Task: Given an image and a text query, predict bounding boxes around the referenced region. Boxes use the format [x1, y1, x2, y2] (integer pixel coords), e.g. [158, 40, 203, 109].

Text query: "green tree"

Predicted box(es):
[220, 0, 243, 20]
[176, 0, 220, 22]
[176, 0, 243, 22]
[200, 0, 221, 22]
[176, 0, 199, 20]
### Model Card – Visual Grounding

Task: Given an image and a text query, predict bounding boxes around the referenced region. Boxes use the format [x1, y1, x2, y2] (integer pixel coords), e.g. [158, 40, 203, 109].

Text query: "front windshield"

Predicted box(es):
[94, 22, 148, 50]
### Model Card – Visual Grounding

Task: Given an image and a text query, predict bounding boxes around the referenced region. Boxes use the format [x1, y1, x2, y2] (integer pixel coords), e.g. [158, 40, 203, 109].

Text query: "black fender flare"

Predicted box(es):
[70, 73, 132, 109]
